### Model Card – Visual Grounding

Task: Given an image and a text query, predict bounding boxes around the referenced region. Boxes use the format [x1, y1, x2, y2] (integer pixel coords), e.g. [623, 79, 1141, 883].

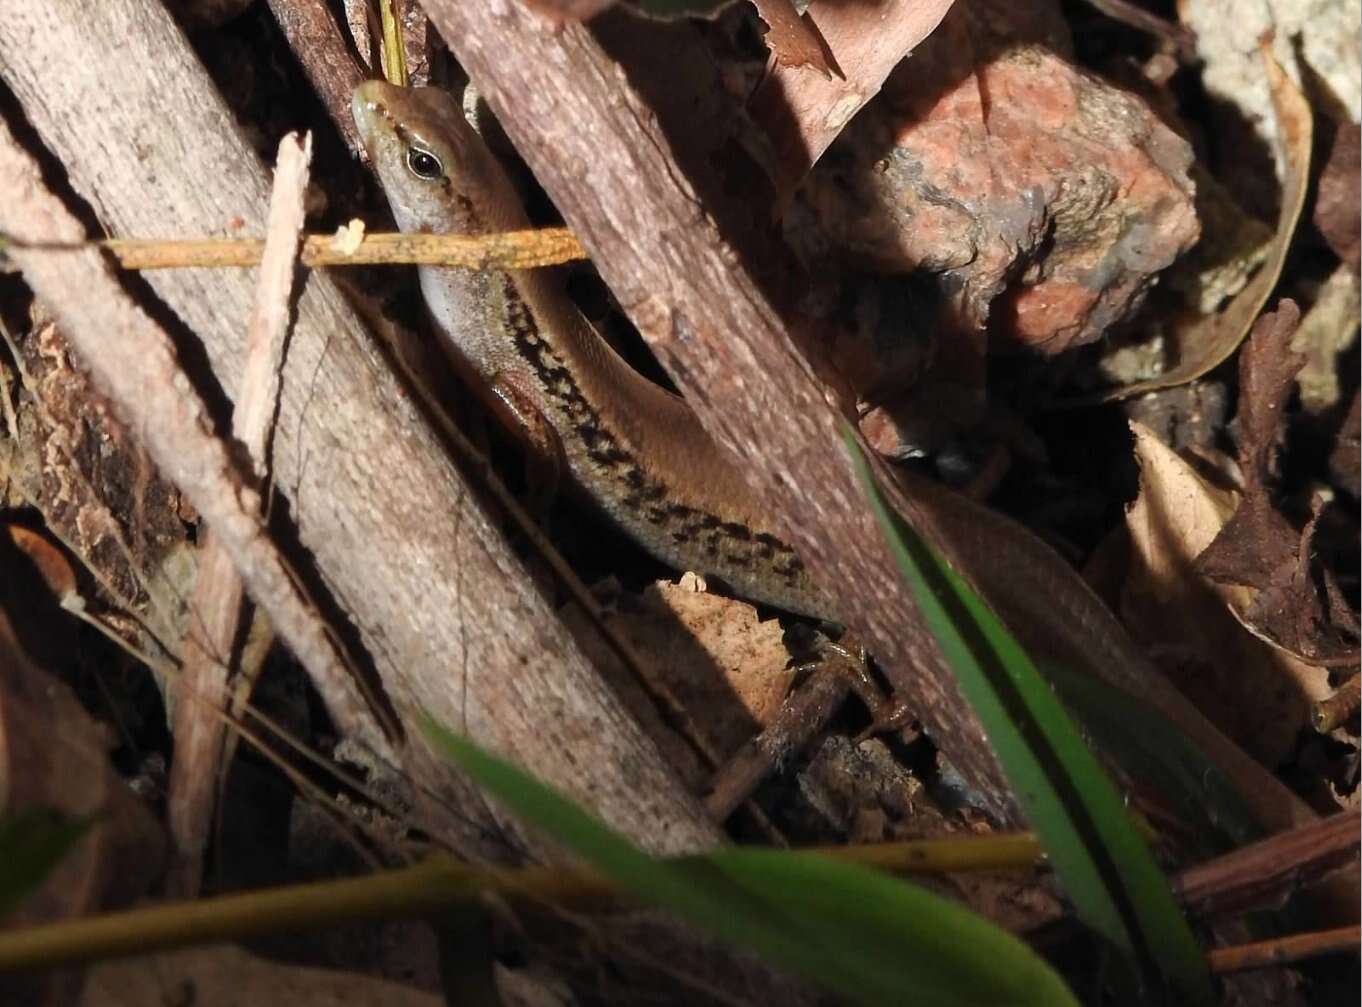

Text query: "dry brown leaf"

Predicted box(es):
[1197, 302, 1360, 666]
[1122, 422, 1330, 766]
[1099, 45, 1312, 401]
[753, 0, 832, 74]
[749, 0, 957, 200]
[1314, 121, 1361, 272]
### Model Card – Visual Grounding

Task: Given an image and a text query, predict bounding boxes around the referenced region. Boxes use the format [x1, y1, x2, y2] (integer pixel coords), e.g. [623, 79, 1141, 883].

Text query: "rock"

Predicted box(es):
[800, 0, 1199, 357]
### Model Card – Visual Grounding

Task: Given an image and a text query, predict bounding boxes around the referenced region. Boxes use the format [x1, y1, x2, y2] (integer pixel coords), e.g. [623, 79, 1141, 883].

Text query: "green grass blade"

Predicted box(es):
[426, 721, 1078, 1007]
[1043, 660, 1264, 856]
[0, 809, 89, 919]
[846, 434, 1213, 1006]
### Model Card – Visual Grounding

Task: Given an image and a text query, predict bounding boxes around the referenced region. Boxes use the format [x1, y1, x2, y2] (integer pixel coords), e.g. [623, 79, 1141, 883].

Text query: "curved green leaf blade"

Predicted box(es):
[846, 434, 1212, 1006]
[1043, 660, 1263, 857]
[426, 720, 1078, 1007]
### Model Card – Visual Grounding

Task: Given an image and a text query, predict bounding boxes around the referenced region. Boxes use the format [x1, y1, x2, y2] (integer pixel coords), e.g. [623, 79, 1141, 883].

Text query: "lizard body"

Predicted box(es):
[352, 81, 826, 618]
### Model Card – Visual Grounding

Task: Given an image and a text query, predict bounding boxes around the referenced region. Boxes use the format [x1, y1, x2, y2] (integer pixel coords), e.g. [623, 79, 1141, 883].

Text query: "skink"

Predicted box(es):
[351, 81, 827, 620]
[351, 80, 1327, 846]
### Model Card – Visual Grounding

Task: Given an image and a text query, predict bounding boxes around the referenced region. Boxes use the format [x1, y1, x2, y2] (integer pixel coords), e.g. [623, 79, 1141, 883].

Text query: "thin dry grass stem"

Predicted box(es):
[0, 833, 1048, 975]
[1205, 924, 1360, 974]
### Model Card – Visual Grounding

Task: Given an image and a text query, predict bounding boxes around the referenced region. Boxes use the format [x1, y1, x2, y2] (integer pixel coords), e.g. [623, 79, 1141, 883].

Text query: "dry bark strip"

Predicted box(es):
[166, 132, 313, 898]
[0, 0, 721, 860]
[422, 0, 1032, 820]
[1174, 810, 1360, 919]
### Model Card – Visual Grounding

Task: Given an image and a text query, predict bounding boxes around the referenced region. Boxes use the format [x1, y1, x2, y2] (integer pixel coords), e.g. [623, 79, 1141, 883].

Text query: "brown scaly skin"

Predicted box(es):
[352, 80, 826, 617]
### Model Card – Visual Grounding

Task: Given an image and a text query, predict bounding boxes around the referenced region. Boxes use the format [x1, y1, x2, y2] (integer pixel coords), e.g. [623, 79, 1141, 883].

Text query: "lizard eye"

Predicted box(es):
[406, 147, 443, 180]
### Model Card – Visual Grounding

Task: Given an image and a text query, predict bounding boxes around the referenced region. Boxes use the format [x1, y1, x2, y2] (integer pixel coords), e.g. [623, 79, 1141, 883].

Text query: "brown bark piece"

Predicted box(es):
[1, 311, 194, 658]
[802, 0, 1198, 355]
[419, 0, 1016, 820]
[522, 0, 616, 20]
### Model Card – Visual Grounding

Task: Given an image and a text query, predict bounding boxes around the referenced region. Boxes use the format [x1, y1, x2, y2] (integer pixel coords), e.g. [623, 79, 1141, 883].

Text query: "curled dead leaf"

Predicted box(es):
[6, 525, 79, 601]
[1122, 422, 1331, 766]
[1196, 302, 1360, 667]
[1314, 121, 1360, 272]
[1096, 45, 1311, 401]
[752, 0, 833, 75]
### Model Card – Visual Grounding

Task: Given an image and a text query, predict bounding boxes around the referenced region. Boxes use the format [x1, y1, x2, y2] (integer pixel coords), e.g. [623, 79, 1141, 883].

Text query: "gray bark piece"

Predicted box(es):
[0, 0, 720, 858]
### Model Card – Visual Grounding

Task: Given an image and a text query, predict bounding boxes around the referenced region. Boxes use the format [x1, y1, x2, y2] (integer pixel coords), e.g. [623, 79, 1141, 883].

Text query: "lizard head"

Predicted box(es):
[351, 80, 528, 236]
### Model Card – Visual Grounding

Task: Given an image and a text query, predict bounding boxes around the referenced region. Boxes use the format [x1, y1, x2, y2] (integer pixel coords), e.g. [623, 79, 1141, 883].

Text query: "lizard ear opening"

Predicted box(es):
[406, 146, 444, 181]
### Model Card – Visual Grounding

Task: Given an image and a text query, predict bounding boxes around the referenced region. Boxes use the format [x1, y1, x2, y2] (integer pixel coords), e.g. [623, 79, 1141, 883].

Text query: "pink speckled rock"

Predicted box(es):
[803, 0, 1199, 355]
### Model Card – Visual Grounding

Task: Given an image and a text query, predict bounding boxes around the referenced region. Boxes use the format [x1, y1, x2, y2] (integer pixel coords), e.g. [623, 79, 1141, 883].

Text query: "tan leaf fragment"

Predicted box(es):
[566, 581, 794, 765]
[6, 525, 79, 601]
[753, 0, 832, 74]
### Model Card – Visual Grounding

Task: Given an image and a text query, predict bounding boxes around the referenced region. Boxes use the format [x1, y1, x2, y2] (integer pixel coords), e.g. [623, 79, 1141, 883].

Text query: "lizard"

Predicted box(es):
[350, 80, 830, 623]
[350, 79, 1326, 845]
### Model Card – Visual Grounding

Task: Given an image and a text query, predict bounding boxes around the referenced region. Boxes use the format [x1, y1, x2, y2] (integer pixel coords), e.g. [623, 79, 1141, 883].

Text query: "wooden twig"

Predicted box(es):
[1174, 811, 1361, 918]
[703, 668, 849, 821]
[263, 0, 366, 151]
[1206, 925, 1360, 974]
[0, 832, 1045, 976]
[166, 132, 314, 898]
[94, 228, 585, 270]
